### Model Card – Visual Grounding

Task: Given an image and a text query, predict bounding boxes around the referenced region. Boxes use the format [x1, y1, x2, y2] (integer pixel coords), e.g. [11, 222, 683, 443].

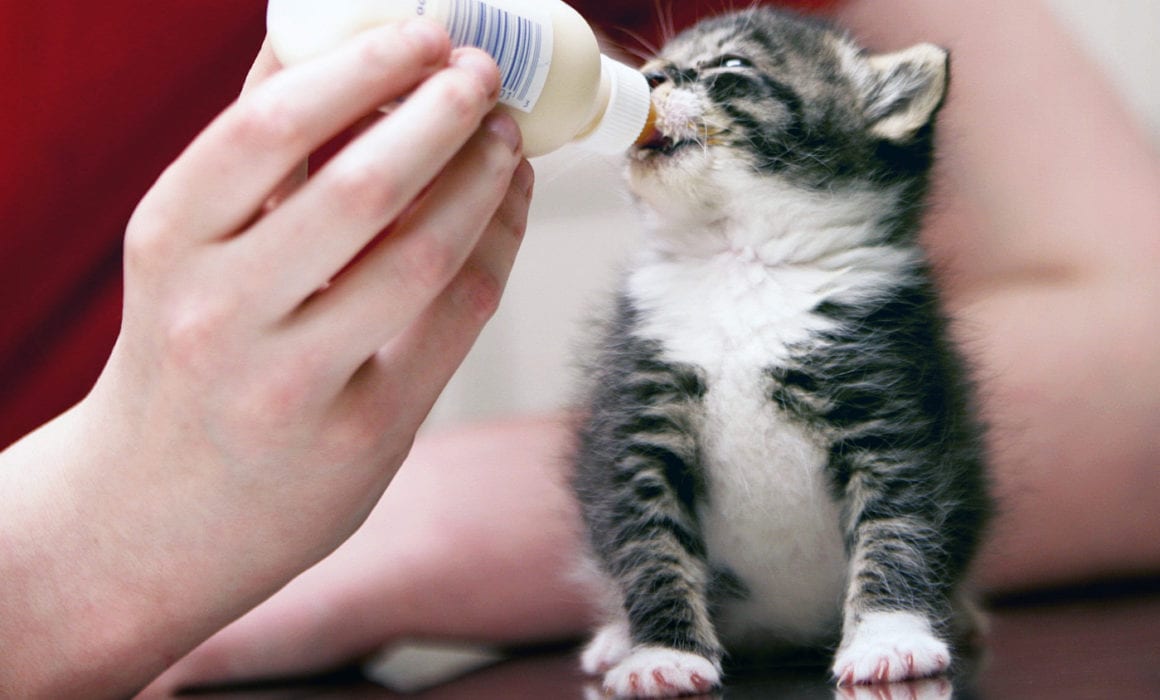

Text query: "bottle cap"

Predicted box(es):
[573, 55, 653, 155]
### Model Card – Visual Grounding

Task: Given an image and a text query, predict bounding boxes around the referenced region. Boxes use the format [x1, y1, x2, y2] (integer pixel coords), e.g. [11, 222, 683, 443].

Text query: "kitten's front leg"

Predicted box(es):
[832, 497, 954, 685]
[582, 447, 724, 698]
[575, 363, 723, 697]
[582, 583, 724, 699]
[819, 354, 987, 689]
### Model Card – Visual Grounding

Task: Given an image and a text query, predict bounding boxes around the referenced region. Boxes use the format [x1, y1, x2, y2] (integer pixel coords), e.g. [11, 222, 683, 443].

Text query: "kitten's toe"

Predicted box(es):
[833, 612, 950, 685]
[603, 646, 721, 698]
[581, 621, 633, 675]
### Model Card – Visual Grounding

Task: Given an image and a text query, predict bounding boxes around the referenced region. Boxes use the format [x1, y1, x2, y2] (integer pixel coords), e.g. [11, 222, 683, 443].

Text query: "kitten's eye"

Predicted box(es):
[704, 54, 754, 70]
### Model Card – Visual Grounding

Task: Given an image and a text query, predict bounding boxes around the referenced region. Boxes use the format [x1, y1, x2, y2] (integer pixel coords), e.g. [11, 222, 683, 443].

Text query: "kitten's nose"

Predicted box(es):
[646, 68, 697, 89]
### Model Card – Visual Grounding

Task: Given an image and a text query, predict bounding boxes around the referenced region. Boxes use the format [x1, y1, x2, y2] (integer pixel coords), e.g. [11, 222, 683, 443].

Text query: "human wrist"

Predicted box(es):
[0, 392, 314, 696]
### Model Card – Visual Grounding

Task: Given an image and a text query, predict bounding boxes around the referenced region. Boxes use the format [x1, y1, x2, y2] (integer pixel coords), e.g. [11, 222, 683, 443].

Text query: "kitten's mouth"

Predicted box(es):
[635, 129, 696, 157]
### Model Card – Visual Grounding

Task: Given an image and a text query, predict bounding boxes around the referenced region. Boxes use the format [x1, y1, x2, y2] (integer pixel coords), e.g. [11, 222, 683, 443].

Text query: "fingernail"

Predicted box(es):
[399, 19, 446, 63]
[453, 49, 500, 99]
[485, 112, 522, 154]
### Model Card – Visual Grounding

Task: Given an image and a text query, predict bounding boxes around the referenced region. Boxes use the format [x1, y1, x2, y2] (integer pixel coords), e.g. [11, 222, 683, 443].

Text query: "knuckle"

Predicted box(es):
[326, 159, 399, 217]
[353, 30, 405, 72]
[401, 237, 460, 291]
[124, 207, 176, 277]
[224, 90, 310, 152]
[452, 263, 504, 324]
[435, 72, 487, 122]
[161, 296, 241, 372]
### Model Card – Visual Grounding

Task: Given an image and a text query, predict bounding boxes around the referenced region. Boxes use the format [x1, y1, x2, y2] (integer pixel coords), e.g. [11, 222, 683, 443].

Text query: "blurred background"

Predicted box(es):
[0, 1, 1156, 446]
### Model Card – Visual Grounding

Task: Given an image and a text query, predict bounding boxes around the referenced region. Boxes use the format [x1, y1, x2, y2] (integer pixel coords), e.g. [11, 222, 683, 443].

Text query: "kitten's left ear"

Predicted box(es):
[862, 43, 949, 142]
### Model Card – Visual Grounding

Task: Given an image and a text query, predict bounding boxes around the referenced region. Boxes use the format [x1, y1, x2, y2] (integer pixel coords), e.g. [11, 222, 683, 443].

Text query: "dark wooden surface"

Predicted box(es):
[182, 582, 1160, 699]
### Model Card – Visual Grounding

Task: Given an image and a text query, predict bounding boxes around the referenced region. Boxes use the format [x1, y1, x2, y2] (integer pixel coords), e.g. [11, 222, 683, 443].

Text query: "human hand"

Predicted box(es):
[99, 18, 531, 562]
[0, 19, 533, 696]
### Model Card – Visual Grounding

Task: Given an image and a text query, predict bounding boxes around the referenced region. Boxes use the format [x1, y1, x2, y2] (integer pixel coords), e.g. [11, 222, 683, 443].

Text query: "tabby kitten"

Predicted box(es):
[571, 8, 989, 697]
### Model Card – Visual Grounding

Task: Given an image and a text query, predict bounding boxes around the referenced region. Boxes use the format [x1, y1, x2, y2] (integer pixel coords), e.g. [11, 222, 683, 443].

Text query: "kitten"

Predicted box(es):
[571, 8, 989, 698]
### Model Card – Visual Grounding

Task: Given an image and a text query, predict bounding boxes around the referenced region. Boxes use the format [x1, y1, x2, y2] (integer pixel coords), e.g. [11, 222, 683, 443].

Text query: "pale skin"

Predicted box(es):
[1, 0, 1157, 696]
[0, 20, 534, 698]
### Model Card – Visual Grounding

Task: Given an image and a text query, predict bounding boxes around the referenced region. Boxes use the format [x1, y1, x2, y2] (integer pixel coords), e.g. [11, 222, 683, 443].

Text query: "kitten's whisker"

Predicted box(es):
[712, 0, 739, 22]
[607, 27, 661, 63]
[743, 0, 765, 18]
[651, 0, 677, 45]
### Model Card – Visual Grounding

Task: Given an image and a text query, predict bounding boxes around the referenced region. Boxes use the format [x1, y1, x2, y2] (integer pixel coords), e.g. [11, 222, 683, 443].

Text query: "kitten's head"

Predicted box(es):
[630, 8, 948, 226]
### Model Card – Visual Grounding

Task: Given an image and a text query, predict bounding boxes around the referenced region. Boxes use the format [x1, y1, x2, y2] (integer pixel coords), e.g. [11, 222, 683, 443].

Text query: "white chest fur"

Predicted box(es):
[621, 179, 920, 644]
[627, 253, 850, 644]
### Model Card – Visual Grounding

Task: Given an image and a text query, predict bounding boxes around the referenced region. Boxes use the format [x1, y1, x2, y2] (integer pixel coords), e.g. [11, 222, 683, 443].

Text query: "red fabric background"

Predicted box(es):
[0, 1, 835, 448]
[0, 2, 267, 447]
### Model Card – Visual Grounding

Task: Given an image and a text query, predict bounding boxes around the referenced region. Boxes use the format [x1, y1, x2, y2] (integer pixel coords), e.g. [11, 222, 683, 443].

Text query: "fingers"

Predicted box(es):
[343, 158, 534, 428]
[288, 113, 527, 383]
[130, 20, 452, 250]
[241, 39, 284, 94]
[241, 40, 310, 210]
[235, 48, 505, 316]
[120, 19, 527, 444]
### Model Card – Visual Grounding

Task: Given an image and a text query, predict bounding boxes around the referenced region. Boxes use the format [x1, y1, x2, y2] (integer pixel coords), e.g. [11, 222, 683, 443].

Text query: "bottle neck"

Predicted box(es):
[570, 56, 655, 154]
[575, 70, 615, 141]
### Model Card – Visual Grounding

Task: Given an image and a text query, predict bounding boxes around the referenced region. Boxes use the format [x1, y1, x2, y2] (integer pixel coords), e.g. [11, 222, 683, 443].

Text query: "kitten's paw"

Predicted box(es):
[603, 646, 721, 698]
[833, 612, 950, 686]
[581, 621, 633, 675]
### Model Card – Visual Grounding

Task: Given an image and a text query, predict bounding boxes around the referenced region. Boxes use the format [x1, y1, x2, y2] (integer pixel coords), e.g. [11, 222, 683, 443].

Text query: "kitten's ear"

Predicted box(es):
[862, 43, 949, 142]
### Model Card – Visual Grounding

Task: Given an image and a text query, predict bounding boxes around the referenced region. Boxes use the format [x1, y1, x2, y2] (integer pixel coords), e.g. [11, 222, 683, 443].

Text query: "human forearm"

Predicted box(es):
[963, 277, 1160, 594]
[0, 401, 299, 696]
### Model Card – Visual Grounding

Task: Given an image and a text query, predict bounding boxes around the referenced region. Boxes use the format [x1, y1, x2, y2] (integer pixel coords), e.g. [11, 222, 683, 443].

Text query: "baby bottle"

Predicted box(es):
[266, 0, 656, 157]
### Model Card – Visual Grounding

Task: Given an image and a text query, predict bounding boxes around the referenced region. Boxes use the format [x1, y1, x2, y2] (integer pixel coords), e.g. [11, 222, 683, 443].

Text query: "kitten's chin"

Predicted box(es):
[626, 141, 707, 196]
[626, 164, 724, 227]
[626, 145, 745, 224]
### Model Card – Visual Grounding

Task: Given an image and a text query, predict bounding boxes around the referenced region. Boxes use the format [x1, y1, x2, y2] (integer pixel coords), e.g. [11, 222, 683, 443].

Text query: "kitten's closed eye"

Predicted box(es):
[701, 54, 754, 70]
[642, 53, 754, 90]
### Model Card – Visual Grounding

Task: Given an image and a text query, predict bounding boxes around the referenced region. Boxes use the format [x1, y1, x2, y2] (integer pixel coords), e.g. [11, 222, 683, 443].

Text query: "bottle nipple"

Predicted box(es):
[634, 104, 659, 148]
